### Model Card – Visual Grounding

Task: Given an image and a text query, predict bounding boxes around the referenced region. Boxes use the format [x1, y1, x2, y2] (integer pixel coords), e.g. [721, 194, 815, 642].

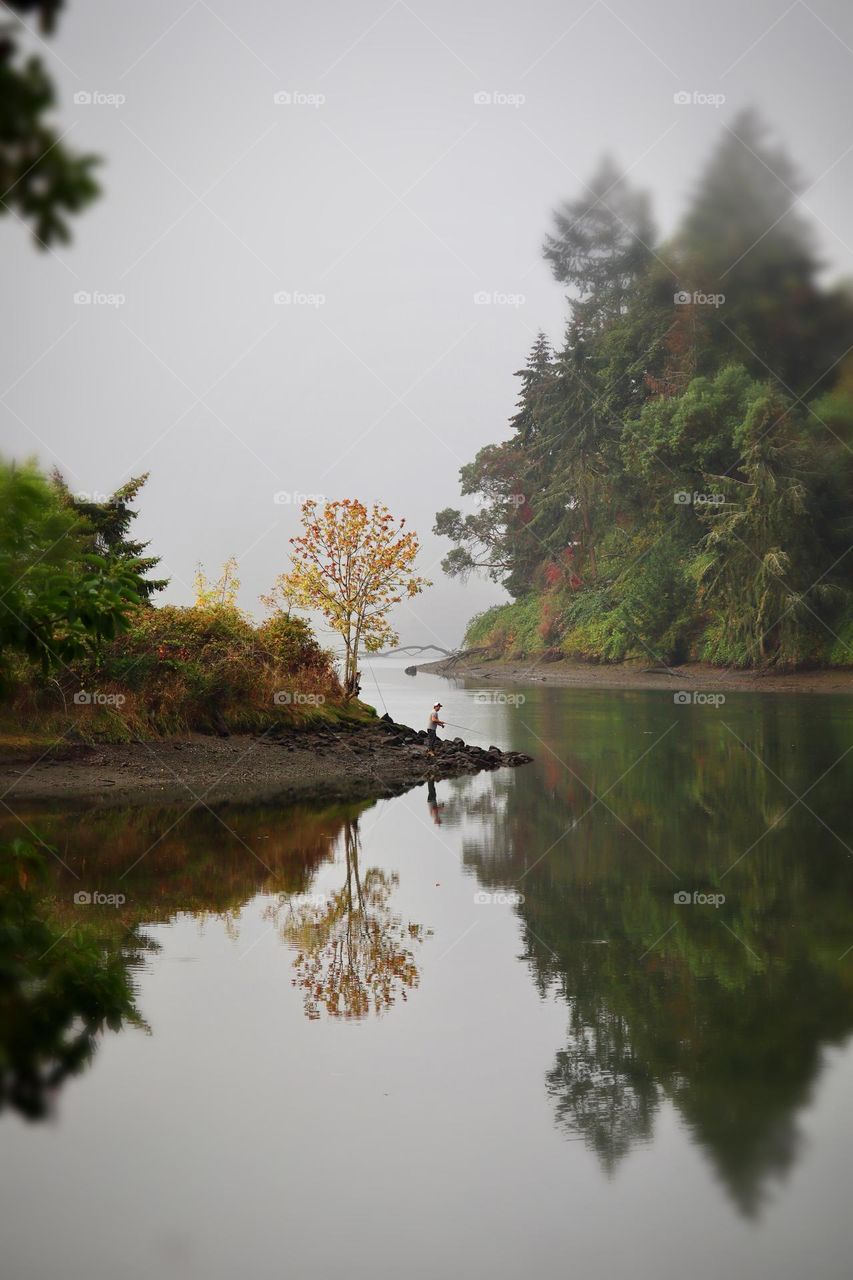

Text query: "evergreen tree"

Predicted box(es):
[438, 120, 853, 669]
[434, 333, 557, 595]
[508, 330, 553, 445]
[676, 109, 853, 394]
[534, 324, 635, 583]
[544, 156, 656, 339]
[52, 471, 168, 603]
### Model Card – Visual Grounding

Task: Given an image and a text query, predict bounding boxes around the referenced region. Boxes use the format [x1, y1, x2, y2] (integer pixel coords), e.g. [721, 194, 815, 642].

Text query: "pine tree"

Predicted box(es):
[502, 332, 561, 594]
[544, 156, 656, 340]
[509, 330, 553, 444]
[437, 121, 853, 668]
[535, 328, 620, 582]
[52, 471, 168, 602]
[676, 109, 853, 394]
[433, 333, 557, 595]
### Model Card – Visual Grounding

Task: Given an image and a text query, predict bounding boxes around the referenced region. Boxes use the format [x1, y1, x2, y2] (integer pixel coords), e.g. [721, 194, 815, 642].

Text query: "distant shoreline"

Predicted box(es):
[418, 655, 853, 696]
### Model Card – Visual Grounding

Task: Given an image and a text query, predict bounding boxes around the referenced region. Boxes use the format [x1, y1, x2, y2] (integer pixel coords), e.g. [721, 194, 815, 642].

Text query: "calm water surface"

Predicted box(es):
[2, 663, 853, 1279]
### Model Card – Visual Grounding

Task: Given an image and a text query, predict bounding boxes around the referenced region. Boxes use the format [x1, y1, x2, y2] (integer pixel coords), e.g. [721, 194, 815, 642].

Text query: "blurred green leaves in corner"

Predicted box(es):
[1, 1, 100, 246]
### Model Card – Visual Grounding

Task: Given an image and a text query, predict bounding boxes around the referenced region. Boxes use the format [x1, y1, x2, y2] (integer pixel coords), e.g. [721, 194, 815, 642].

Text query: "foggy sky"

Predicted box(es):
[4, 0, 853, 651]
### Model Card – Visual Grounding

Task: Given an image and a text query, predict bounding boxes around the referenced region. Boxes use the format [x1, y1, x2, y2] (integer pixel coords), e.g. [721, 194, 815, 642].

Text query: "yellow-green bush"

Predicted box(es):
[3, 604, 354, 745]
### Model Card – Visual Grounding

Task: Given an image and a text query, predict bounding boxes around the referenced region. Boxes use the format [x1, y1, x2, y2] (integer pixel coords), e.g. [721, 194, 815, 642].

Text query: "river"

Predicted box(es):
[2, 662, 853, 1279]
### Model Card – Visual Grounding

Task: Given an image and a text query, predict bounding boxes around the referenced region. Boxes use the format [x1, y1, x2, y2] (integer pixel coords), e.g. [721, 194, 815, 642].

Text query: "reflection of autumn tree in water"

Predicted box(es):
[0, 800, 370, 932]
[269, 818, 431, 1020]
[0, 799, 375, 1115]
[460, 688, 853, 1216]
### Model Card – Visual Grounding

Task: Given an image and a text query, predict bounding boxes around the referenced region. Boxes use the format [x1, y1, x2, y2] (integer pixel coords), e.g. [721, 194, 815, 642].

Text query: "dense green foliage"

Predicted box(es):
[0, 458, 141, 684]
[0, 459, 353, 743]
[437, 113, 853, 668]
[0, 1, 100, 246]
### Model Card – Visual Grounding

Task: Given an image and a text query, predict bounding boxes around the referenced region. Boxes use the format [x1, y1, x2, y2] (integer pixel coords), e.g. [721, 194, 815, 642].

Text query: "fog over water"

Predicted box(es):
[4, 0, 853, 645]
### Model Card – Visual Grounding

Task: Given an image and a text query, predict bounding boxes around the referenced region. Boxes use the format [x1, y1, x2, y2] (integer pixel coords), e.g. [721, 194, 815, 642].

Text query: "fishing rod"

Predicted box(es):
[362, 654, 390, 716]
[441, 719, 489, 737]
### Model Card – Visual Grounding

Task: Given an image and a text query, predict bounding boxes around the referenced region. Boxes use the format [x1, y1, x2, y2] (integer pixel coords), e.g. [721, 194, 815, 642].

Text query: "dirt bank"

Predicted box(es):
[418, 655, 853, 695]
[0, 718, 532, 810]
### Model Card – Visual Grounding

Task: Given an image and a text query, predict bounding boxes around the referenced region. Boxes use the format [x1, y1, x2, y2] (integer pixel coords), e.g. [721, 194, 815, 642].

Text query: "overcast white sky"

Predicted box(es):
[4, 0, 853, 650]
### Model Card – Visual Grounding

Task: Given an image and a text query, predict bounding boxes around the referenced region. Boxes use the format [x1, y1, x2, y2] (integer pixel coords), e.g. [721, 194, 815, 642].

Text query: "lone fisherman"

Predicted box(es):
[427, 701, 445, 753]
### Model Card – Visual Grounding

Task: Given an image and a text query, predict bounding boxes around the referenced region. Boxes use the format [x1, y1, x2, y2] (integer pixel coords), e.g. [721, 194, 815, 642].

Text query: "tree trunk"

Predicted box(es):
[343, 631, 357, 699]
[581, 494, 597, 579]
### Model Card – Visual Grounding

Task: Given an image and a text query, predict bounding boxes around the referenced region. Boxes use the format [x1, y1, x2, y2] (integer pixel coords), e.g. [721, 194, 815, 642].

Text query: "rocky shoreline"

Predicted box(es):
[0, 716, 533, 810]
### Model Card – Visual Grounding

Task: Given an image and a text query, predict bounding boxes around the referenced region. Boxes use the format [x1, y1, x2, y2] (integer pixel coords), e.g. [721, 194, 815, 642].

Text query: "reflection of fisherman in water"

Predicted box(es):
[427, 779, 444, 825]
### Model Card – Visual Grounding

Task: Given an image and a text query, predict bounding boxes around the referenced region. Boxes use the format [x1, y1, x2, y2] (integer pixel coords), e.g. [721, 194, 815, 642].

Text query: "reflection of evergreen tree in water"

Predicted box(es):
[461, 689, 853, 1215]
[546, 1003, 658, 1176]
[0, 839, 149, 1121]
[525, 873, 853, 1216]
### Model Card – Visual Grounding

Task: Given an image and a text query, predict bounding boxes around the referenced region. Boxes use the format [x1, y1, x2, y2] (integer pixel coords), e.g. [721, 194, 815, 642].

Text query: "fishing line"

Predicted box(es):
[442, 719, 486, 737]
[363, 654, 390, 716]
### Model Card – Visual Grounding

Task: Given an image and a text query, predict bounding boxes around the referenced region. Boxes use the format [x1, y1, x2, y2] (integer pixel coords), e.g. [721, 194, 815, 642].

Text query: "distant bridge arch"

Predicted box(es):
[380, 645, 453, 657]
[378, 644, 489, 667]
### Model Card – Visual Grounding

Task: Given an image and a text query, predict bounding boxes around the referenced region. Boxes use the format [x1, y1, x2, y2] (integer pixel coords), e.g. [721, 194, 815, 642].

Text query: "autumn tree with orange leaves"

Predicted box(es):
[269, 499, 430, 699]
